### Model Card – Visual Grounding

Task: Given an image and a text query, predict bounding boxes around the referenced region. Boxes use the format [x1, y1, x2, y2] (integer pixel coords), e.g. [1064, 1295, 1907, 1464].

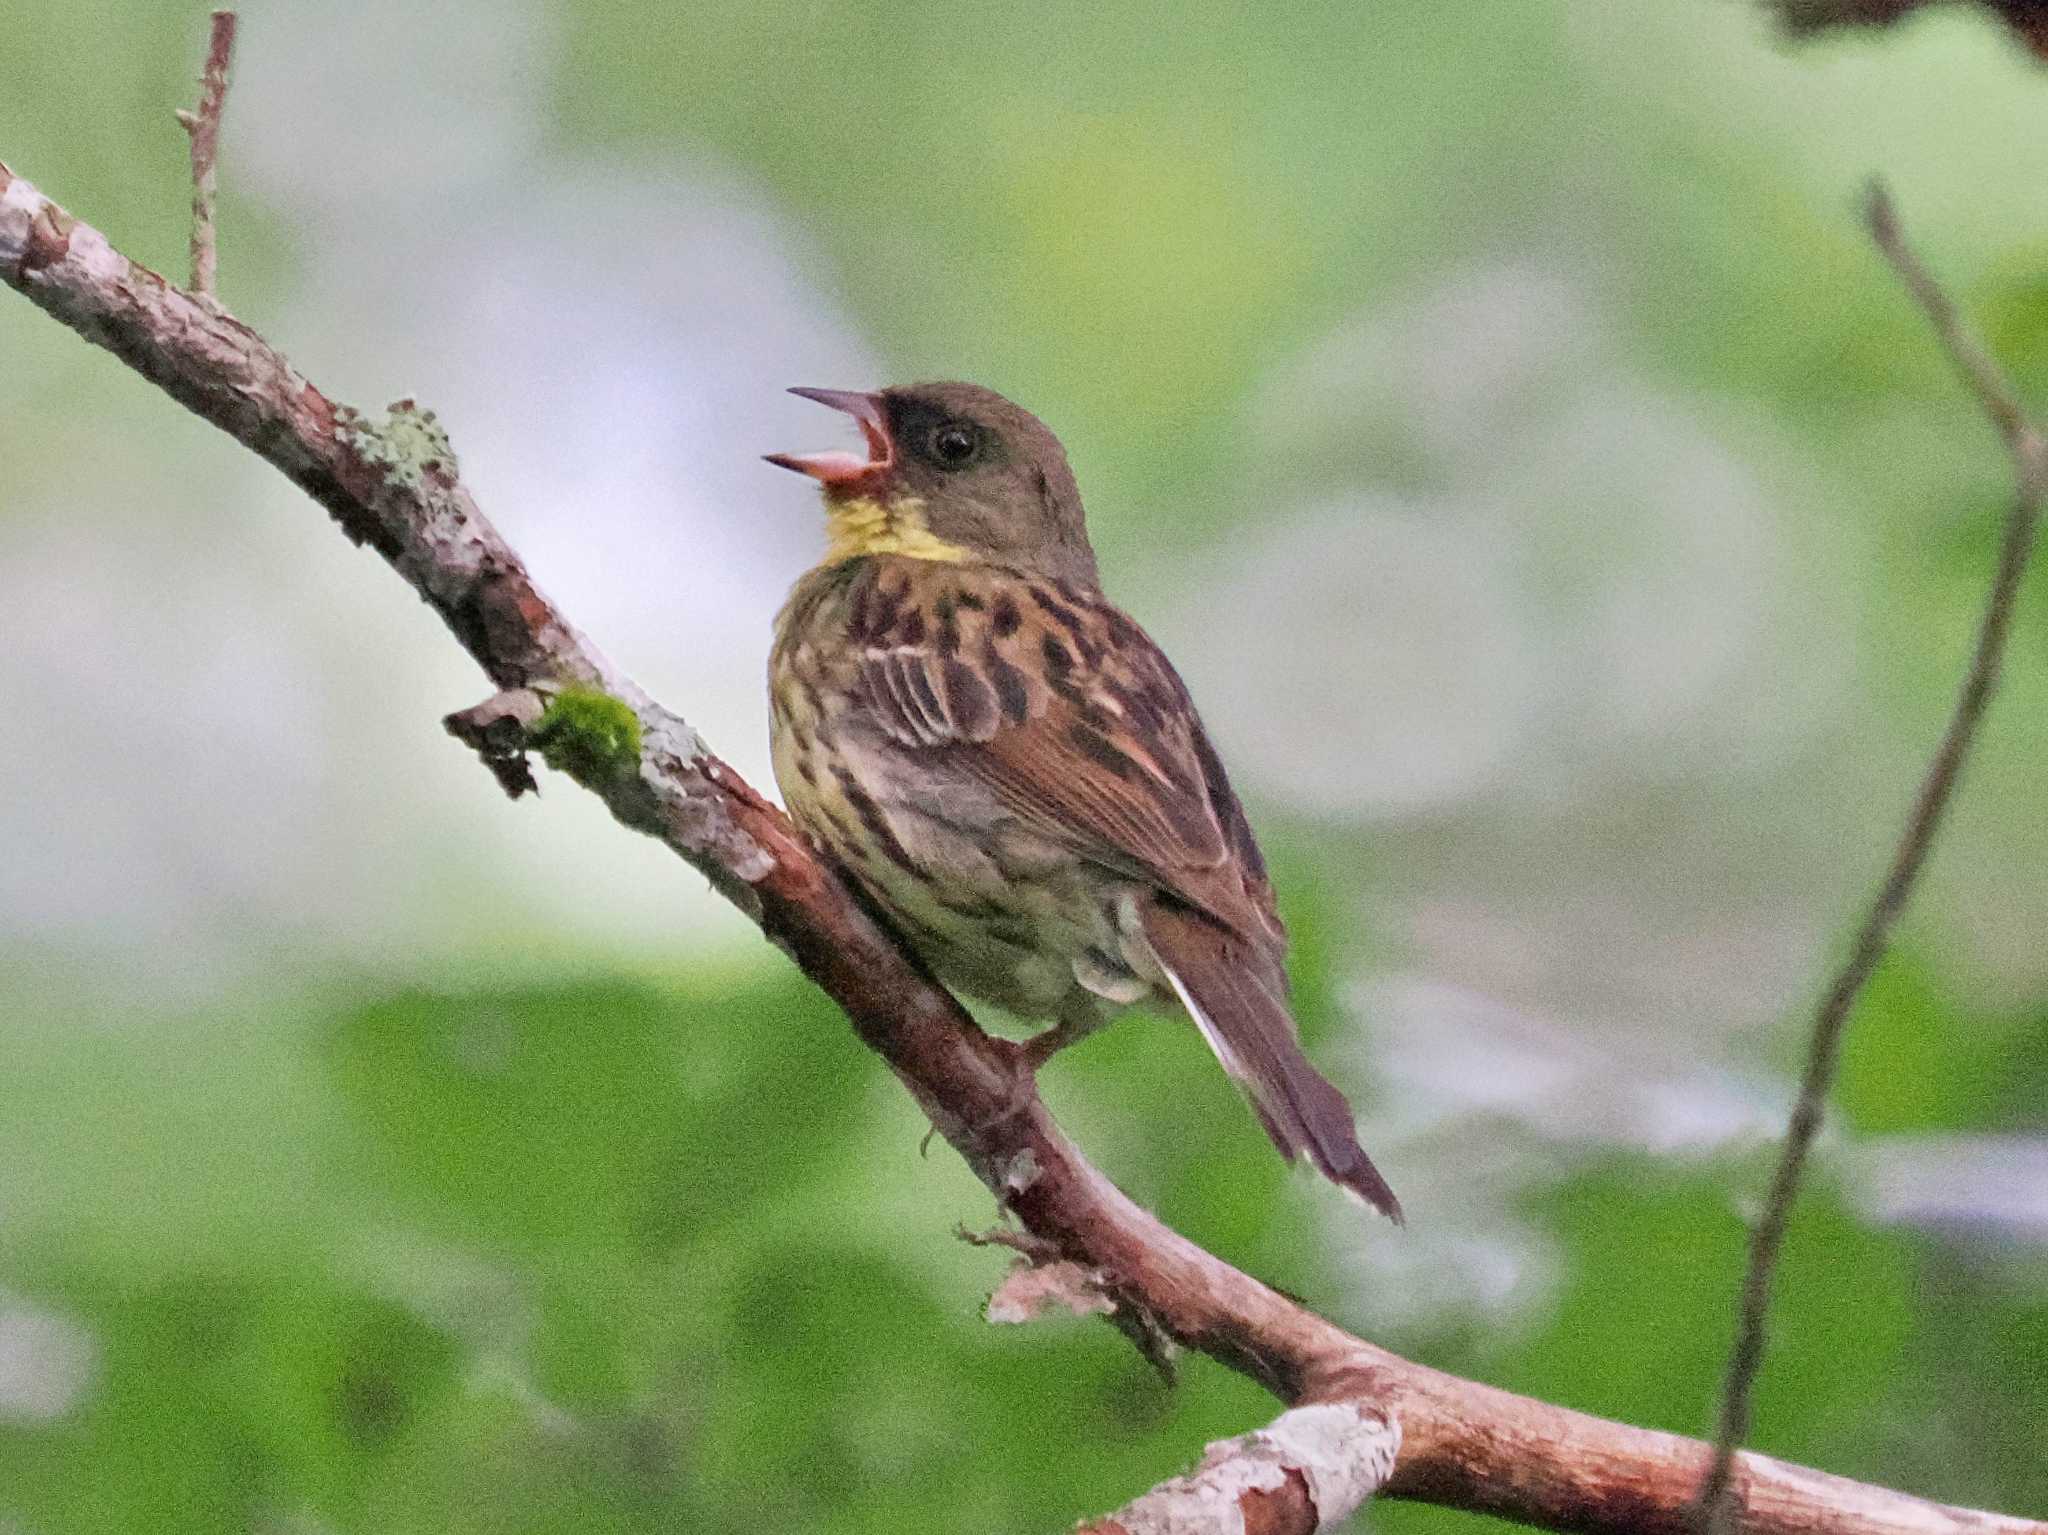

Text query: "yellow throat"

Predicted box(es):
[823, 495, 969, 565]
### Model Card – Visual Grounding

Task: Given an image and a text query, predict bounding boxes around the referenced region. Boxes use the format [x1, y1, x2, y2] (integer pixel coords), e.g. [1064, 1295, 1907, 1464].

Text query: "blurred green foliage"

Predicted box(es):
[6, 0, 2048, 1531]
[0, 975, 1275, 1532]
[6, 969, 2039, 1530]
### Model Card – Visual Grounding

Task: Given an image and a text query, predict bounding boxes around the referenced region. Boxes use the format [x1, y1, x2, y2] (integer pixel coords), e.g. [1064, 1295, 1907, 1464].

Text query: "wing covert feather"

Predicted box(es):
[852, 570, 1275, 931]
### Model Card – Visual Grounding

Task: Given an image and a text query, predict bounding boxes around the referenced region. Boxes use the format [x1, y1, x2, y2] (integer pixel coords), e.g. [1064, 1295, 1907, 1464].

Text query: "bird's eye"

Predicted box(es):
[929, 421, 978, 467]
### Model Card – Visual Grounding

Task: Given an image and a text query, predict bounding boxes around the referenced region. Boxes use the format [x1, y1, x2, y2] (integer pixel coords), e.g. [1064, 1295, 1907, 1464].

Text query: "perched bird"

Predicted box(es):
[765, 382, 1400, 1220]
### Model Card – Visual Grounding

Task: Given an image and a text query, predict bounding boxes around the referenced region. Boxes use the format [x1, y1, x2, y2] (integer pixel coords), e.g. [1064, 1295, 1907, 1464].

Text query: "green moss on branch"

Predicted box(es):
[532, 686, 643, 786]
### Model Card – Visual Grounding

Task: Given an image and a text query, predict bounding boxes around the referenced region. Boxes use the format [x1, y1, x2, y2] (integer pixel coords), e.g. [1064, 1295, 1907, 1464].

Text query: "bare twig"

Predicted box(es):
[174, 9, 236, 298]
[956, 1222, 1064, 1261]
[1864, 185, 2045, 465]
[3, 43, 2046, 1535]
[1698, 181, 2045, 1533]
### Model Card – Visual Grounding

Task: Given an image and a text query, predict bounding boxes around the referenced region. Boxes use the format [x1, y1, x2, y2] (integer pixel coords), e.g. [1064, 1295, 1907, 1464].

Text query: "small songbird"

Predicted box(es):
[765, 382, 1400, 1219]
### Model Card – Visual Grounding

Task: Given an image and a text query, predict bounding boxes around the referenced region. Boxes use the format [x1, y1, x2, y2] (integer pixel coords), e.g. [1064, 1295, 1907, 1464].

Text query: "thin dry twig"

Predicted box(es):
[1698, 180, 2046, 1533]
[956, 1222, 1064, 1261]
[174, 9, 236, 298]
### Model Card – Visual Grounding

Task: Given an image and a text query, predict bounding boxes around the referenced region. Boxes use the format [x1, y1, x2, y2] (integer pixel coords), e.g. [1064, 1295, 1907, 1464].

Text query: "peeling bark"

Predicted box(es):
[1078, 1405, 1399, 1535]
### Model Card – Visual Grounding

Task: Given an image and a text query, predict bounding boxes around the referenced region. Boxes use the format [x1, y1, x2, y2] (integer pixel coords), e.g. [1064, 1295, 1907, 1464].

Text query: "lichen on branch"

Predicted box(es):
[337, 398, 458, 493]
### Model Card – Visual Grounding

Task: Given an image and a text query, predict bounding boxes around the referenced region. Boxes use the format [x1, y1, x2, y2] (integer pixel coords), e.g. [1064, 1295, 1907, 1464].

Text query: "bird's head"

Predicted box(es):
[768, 381, 1097, 584]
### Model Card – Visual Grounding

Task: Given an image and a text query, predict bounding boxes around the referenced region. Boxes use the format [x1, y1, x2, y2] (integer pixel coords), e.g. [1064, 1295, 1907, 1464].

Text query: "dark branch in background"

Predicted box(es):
[1769, 0, 2048, 61]
[173, 9, 235, 299]
[1697, 182, 2048, 1535]
[2, 20, 2045, 1535]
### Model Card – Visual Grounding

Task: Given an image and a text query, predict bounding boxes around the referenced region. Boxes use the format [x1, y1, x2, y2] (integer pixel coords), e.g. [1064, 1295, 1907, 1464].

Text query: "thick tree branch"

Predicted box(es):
[1698, 182, 2047, 1533]
[2, 134, 2041, 1535]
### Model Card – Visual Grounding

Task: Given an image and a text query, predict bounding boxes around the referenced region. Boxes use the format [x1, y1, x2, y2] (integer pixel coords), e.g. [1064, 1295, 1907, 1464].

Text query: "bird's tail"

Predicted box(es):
[1140, 902, 1402, 1222]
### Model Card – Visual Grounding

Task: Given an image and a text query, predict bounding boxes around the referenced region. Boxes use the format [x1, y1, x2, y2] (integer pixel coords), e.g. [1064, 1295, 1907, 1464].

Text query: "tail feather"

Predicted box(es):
[1142, 903, 1402, 1222]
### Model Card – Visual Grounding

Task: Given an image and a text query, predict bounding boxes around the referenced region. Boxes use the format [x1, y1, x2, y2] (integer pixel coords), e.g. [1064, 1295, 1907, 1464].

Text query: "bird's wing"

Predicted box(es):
[849, 568, 1398, 1217]
[853, 575, 1278, 940]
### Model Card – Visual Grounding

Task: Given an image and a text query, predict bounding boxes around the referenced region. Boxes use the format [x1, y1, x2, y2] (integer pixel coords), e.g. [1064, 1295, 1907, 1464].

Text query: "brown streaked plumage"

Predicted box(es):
[765, 381, 1400, 1219]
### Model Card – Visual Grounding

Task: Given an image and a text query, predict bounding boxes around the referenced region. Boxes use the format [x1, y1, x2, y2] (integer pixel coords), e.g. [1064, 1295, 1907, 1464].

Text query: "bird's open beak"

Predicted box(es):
[765, 387, 893, 484]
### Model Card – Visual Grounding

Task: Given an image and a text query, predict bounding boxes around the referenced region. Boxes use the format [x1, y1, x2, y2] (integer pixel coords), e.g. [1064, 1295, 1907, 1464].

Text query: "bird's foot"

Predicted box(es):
[1019, 1003, 1103, 1073]
[1017, 1028, 1070, 1075]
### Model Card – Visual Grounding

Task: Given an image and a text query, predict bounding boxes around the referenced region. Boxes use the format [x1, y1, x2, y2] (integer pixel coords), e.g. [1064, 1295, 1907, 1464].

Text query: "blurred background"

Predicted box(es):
[3, 1, 2046, 1530]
